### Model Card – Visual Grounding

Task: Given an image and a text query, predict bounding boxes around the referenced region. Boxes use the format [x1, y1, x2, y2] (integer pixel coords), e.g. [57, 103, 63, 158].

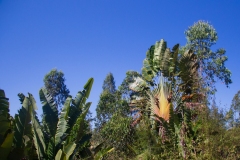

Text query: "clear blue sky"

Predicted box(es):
[1, 1, 240, 117]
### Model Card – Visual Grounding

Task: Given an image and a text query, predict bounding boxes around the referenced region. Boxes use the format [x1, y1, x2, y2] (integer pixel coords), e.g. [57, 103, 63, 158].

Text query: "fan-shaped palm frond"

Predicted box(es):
[149, 78, 172, 121]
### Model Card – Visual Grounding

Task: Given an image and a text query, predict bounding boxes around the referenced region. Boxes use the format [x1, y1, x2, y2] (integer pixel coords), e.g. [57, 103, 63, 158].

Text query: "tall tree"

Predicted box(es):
[95, 73, 116, 128]
[231, 90, 240, 113]
[95, 73, 128, 128]
[183, 21, 232, 95]
[229, 90, 240, 127]
[43, 69, 70, 109]
[102, 73, 116, 94]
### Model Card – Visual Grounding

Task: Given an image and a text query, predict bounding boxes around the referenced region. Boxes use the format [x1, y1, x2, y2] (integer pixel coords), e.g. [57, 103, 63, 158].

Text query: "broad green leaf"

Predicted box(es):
[55, 149, 64, 160]
[83, 78, 94, 100]
[29, 94, 46, 159]
[142, 59, 155, 81]
[46, 137, 55, 160]
[171, 44, 179, 73]
[63, 142, 76, 159]
[153, 39, 167, 71]
[68, 102, 91, 143]
[40, 88, 58, 136]
[72, 78, 94, 110]
[32, 114, 46, 159]
[55, 97, 71, 147]
[0, 90, 11, 138]
[55, 143, 76, 160]
[14, 94, 32, 148]
[0, 132, 14, 160]
[68, 78, 94, 134]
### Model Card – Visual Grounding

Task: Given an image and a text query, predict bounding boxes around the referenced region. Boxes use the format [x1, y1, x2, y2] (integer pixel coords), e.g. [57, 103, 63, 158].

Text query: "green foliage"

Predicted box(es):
[101, 113, 133, 150]
[40, 87, 58, 137]
[11, 93, 36, 159]
[67, 78, 94, 134]
[99, 112, 133, 159]
[54, 97, 71, 150]
[231, 90, 240, 112]
[93, 147, 114, 160]
[141, 39, 180, 82]
[229, 90, 240, 127]
[184, 21, 232, 94]
[44, 69, 70, 109]
[67, 102, 91, 143]
[0, 131, 14, 160]
[191, 106, 240, 159]
[0, 21, 237, 160]
[28, 93, 47, 159]
[14, 94, 32, 148]
[96, 90, 114, 125]
[0, 90, 13, 144]
[118, 71, 142, 100]
[40, 78, 94, 159]
[55, 142, 76, 160]
[0, 77, 94, 160]
[0, 90, 14, 160]
[94, 72, 134, 158]
[178, 49, 199, 95]
[128, 37, 226, 159]
[102, 72, 116, 94]
[96, 73, 129, 129]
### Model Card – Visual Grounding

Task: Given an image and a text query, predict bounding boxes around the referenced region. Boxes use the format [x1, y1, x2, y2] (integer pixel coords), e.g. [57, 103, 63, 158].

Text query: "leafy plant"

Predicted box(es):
[3, 78, 94, 160]
[0, 90, 14, 160]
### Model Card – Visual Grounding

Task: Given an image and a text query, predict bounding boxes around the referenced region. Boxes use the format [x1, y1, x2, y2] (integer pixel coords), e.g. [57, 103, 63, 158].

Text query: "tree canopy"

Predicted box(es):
[43, 69, 70, 110]
[184, 21, 232, 95]
[102, 73, 116, 94]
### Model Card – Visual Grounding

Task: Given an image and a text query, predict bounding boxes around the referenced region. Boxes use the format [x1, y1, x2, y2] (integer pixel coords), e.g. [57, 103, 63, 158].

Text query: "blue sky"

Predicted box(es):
[0, 1, 240, 117]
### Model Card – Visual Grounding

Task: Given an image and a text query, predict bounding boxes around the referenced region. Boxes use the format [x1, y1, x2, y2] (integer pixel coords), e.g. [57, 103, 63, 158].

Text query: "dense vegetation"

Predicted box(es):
[1, 21, 240, 159]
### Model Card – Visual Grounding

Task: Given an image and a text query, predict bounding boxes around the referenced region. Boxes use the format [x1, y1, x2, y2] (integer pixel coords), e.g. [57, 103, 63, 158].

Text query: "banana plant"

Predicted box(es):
[0, 89, 14, 160]
[7, 78, 94, 160]
[10, 93, 38, 159]
[39, 77, 94, 160]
